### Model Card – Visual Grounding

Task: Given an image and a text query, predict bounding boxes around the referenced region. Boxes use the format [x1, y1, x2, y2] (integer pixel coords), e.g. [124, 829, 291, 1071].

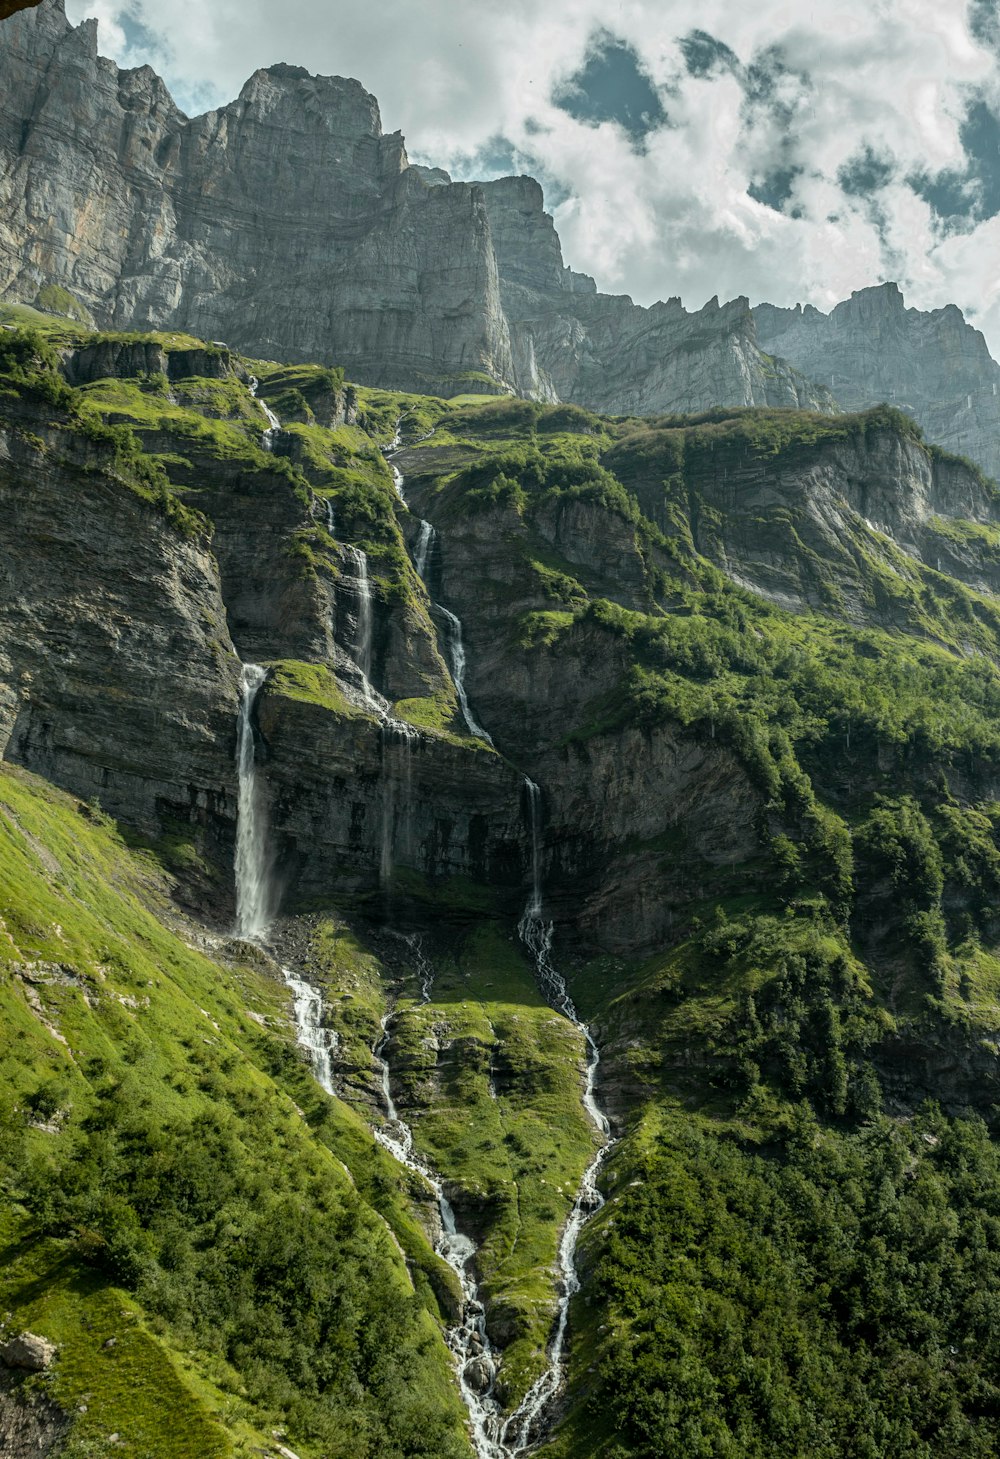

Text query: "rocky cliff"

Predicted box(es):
[0, 0, 827, 418]
[756, 283, 1000, 481]
[6, 1, 1000, 486]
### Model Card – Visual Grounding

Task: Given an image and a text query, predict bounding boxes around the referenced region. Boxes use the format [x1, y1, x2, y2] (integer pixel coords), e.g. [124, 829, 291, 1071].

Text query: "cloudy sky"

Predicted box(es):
[65, 0, 1000, 356]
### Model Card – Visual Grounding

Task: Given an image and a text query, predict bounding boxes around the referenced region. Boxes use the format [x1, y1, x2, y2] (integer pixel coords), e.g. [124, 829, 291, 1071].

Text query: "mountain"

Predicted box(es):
[0, 1, 828, 415]
[756, 283, 1000, 481]
[5, 2, 1000, 485]
[6, 304, 1000, 1455]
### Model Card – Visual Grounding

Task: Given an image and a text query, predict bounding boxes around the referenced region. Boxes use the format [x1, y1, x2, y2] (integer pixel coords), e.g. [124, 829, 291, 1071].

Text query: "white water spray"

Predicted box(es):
[437, 606, 495, 746]
[282, 967, 338, 1096]
[343, 544, 373, 685]
[248, 375, 281, 451]
[234, 663, 271, 940]
[414, 518, 436, 580]
[371, 950, 510, 1459]
[505, 779, 613, 1452]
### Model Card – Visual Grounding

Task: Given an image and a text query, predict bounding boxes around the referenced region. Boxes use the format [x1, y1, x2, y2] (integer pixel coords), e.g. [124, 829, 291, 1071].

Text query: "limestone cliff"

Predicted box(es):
[0, 1, 823, 418]
[755, 284, 1000, 480]
[0, 2, 515, 394]
[8, 0, 1000, 479]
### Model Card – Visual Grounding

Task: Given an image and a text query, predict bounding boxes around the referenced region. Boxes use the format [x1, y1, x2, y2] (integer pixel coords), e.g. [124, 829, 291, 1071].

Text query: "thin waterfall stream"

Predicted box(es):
[370, 939, 514, 1459]
[386, 428, 494, 745]
[503, 779, 613, 1452]
[384, 433, 614, 1453]
[248, 375, 281, 450]
[231, 428, 614, 1457]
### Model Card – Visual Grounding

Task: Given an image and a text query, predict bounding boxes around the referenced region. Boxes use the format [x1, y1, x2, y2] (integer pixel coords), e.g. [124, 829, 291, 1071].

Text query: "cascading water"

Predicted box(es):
[248, 375, 281, 451]
[282, 968, 338, 1096]
[414, 518, 436, 580]
[386, 439, 493, 746]
[371, 959, 511, 1459]
[234, 668, 338, 1094]
[437, 605, 495, 746]
[503, 779, 613, 1453]
[234, 663, 271, 939]
[343, 544, 373, 686]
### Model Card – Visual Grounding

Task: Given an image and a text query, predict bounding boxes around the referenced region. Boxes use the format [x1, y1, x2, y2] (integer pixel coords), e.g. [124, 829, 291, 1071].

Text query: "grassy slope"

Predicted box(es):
[11, 310, 1000, 1453]
[0, 762, 471, 1459]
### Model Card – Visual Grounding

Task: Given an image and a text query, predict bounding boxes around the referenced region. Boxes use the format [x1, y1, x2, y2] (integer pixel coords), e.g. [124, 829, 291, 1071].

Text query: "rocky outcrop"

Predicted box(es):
[0, 2, 825, 418]
[63, 339, 246, 385]
[0, 387, 242, 857]
[755, 284, 1000, 480]
[0, 1, 41, 18]
[0, 4, 516, 395]
[257, 689, 527, 912]
[0, 1333, 57, 1372]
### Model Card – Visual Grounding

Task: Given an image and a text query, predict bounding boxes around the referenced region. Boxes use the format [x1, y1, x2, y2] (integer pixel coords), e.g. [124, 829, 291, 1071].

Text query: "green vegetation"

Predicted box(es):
[309, 921, 598, 1404]
[33, 283, 95, 326]
[0, 763, 471, 1458]
[546, 1103, 1000, 1459]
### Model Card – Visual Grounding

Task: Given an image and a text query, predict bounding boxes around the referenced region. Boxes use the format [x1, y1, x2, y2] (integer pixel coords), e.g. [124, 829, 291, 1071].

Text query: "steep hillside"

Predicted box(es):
[756, 284, 1000, 483]
[7, 306, 1000, 1456]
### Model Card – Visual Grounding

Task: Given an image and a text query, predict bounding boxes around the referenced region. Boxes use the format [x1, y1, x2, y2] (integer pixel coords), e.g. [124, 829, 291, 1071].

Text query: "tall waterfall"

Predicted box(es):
[234, 663, 271, 939]
[504, 779, 613, 1453]
[343, 544, 373, 685]
[234, 670, 339, 1099]
[247, 375, 281, 451]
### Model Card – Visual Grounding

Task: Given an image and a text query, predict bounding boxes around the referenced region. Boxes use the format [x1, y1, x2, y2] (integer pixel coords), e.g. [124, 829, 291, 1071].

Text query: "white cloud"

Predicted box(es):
[63, 0, 1000, 356]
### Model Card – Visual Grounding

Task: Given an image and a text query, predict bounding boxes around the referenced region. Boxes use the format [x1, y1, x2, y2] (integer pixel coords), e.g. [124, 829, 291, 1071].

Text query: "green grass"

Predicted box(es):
[0, 764, 471, 1458]
[309, 921, 598, 1406]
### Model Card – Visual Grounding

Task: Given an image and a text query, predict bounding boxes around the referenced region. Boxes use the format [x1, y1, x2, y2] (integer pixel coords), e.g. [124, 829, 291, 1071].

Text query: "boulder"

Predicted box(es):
[0, 1332, 57, 1372]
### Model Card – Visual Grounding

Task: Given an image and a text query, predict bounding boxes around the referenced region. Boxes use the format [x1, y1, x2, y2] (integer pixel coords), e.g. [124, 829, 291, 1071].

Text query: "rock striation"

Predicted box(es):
[0, 1, 824, 418]
[755, 284, 1000, 481]
[5, 1, 1000, 479]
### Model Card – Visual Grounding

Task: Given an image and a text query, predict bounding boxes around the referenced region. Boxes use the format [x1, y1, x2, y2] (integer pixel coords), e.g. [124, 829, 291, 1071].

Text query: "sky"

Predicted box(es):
[65, 0, 1000, 357]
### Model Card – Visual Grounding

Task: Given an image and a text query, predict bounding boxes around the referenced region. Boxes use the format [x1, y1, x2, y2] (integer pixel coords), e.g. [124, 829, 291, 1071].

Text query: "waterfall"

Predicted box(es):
[414, 518, 436, 580]
[379, 722, 417, 888]
[504, 779, 613, 1453]
[371, 987, 510, 1459]
[380, 430, 610, 1452]
[343, 544, 373, 685]
[234, 663, 271, 940]
[386, 441, 492, 746]
[247, 375, 281, 451]
[282, 967, 337, 1096]
[437, 606, 494, 746]
[325, 498, 336, 536]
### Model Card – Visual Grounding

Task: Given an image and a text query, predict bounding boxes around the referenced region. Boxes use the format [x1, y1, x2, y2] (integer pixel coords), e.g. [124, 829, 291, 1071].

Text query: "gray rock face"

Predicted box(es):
[0, 388, 242, 856]
[0, 3, 515, 395]
[0, 1, 825, 419]
[755, 284, 1000, 479]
